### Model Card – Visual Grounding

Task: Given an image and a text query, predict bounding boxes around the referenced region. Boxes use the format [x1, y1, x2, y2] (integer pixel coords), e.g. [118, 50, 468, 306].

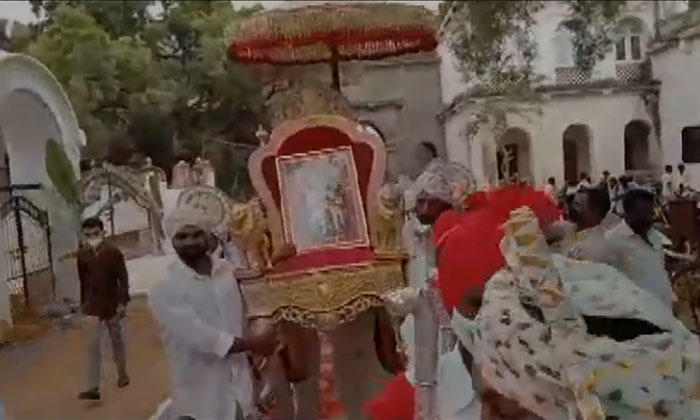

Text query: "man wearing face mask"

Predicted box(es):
[77, 217, 130, 401]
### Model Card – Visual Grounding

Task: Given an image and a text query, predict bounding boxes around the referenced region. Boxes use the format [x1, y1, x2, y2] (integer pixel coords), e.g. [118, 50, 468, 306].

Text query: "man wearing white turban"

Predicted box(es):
[150, 204, 278, 420]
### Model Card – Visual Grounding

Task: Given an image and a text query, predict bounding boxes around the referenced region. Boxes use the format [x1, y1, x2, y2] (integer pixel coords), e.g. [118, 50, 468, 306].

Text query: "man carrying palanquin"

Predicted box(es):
[149, 204, 278, 420]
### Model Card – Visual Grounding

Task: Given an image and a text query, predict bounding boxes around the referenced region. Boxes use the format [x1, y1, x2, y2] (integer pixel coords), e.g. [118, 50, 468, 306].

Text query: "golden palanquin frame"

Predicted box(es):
[242, 114, 405, 329]
[248, 114, 386, 253]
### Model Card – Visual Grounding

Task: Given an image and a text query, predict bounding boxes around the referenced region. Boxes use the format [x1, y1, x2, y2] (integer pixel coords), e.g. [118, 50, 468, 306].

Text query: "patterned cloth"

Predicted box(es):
[410, 159, 475, 207]
[454, 207, 700, 420]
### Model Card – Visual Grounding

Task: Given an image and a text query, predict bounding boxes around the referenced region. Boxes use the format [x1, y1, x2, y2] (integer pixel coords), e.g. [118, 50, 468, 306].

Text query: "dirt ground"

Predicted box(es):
[1, 296, 699, 420]
[0, 297, 170, 420]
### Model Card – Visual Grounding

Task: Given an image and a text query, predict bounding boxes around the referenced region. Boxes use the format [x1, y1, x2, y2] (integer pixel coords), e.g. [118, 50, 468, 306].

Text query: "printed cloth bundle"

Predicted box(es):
[453, 206, 700, 420]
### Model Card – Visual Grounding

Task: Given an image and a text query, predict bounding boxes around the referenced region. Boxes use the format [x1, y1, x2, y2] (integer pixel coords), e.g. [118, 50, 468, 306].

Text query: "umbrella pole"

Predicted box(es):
[330, 47, 341, 91]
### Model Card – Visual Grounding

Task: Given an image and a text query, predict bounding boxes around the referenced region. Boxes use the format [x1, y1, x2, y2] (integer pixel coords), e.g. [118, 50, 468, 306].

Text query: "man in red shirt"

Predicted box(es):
[77, 217, 130, 401]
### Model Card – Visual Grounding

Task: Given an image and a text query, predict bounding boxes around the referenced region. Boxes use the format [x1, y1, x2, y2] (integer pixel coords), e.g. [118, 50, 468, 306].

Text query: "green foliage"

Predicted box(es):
[45, 138, 79, 207]
[30, 0, 154, 37]
[21, 1, 266, 196]
[447, 1, 543, 84]
[562, 0, 627, 72]
[442, 0, 627, 84]
[25, 4, 164, 157]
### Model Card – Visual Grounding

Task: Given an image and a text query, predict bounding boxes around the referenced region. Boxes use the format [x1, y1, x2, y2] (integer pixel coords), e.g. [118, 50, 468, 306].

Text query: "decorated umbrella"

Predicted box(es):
[226, 1, 438, 90]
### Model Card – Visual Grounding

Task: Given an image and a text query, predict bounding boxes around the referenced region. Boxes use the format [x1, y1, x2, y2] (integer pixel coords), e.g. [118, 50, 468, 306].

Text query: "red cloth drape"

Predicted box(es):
[364, 186, 560, 420]
[435, 185, 560, 312]
[364, 373, 415, 420]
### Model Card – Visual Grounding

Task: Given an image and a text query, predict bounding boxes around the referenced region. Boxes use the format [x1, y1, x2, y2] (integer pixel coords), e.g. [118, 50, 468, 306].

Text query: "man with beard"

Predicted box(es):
[149, 205, 278, 420]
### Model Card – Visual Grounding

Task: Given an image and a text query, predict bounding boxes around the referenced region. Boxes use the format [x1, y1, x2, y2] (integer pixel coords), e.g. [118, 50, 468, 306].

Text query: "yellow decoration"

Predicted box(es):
[520, 255, 550, 269]
[239, 261, 404, 329]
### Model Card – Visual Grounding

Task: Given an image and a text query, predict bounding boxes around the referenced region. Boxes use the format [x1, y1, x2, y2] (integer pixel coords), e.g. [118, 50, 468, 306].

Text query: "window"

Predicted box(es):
[613, 17, 645, 62]
[682, 126, 700, 163]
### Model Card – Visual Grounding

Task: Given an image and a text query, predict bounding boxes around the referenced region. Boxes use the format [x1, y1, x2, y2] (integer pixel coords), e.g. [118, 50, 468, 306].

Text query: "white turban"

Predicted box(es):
[411, 159, 475, 206]
[165, 204, 220, 237]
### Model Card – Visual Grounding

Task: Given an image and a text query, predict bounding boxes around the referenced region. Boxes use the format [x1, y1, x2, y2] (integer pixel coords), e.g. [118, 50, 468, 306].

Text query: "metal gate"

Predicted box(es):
[1, 195, 54, 306]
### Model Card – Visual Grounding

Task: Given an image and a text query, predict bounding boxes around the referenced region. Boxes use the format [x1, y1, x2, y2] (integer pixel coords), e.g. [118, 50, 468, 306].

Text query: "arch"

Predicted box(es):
[562, 124, 592, 183]
[624, 120, 652, 171]
[0, 52, 83, 176]
[497, 127, 532, 182]
[0, 52, 83, 308]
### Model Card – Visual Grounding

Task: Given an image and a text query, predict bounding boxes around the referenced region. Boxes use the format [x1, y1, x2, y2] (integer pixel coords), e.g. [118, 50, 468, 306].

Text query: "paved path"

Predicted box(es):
[0, 297, 169, 420]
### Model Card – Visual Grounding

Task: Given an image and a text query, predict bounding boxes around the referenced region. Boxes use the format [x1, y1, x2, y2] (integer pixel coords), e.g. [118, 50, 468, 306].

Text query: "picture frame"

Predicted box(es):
[276, 146, 370, 253]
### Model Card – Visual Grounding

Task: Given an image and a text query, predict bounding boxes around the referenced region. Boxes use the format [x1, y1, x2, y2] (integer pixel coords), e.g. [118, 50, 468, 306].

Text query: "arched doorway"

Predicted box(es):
[497, 127, 532, 182]
[562, 124, 592, 183]
[0, 52, 83, 321]
[624, 120, 651, 171]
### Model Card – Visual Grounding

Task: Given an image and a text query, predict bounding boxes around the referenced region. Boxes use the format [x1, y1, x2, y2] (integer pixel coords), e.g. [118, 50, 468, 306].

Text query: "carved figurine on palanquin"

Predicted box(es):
[372, 183, 405, 255]
[229, 199, 273, 274]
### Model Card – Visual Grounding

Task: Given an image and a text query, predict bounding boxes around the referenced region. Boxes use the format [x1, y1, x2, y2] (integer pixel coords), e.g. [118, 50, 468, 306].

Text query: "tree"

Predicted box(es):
[143, 1, 265, 158]
[442, 0, 627, 85]
[24, 4, 165, 158]
[29, 0, 154, 37]
[441, 1, 626, 184]
[22, 1, 266, 195]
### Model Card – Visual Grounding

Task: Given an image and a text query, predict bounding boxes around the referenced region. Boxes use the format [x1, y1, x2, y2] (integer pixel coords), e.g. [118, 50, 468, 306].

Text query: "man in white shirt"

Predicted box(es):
[543, 176, 557, 203]
[604, 188, 674, 307]
[577, 172, 592, 190]
[149, 205, 278, 420]
[662, 164, 674, 200]
[676, 163, 692, 196]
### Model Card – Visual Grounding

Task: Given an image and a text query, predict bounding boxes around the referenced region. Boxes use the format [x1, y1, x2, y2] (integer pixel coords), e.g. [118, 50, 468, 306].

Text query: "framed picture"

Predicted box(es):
[276, 146, 369, 253]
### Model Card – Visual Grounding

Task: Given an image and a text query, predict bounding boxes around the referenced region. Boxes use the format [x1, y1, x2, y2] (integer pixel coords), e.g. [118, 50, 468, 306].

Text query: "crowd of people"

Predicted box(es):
[544, 163, 695, 222]
[366, 149, 699, 419]
[71, 140, 700, 420]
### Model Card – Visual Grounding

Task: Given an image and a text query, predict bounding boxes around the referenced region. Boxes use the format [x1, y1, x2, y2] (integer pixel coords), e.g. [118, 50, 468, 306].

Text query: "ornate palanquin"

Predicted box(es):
[241, 114, 406, 329]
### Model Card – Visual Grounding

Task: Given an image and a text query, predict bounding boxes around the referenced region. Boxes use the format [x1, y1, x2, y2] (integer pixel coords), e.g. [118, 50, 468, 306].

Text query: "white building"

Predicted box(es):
[439, 0, 691, 189]
[649, 4, 700, 189]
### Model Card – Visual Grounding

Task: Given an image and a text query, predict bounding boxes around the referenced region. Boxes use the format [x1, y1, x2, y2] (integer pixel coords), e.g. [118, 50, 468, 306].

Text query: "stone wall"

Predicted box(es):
[341, 52, 445, 180]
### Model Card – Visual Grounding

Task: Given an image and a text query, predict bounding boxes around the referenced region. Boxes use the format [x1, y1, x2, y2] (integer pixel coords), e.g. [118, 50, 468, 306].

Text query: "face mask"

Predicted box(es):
[85, 238, 104, 249]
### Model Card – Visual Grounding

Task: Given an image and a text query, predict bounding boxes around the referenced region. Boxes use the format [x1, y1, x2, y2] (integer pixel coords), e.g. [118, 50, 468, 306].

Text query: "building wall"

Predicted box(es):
[651, 36, 700, 189]
[445, 92, 655, 188]
[438, 1, 681, 187]
[341, 52, 445, 180]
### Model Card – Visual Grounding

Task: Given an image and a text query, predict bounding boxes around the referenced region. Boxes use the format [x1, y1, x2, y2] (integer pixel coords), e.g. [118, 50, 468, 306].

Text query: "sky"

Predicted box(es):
[0, 0, 439, 24]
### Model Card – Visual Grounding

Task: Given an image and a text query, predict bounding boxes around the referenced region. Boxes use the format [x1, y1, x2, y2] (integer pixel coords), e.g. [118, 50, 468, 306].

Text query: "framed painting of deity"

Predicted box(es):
[276, 146, 369, 253]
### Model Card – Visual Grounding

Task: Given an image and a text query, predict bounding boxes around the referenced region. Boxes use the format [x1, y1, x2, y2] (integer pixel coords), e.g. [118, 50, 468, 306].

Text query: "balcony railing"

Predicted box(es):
[615, 61, 650, 84]
[554, 67, 592, 86]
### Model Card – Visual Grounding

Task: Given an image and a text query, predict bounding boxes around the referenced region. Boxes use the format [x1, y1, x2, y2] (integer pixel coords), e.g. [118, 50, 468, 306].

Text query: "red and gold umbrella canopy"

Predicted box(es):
[226, 2, 438, 89]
